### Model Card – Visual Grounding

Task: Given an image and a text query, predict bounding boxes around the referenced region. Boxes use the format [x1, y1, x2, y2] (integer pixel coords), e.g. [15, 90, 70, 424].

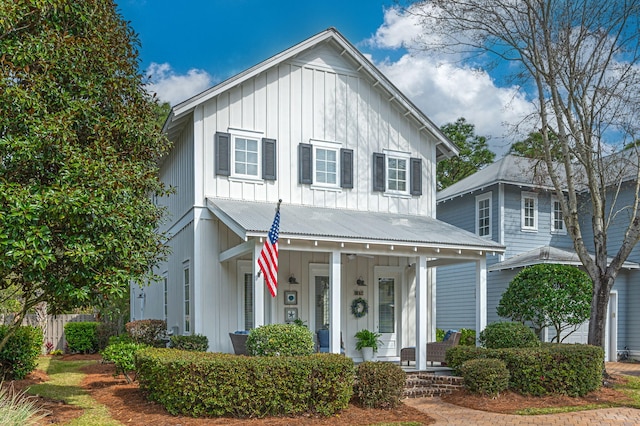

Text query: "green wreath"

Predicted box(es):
[351, 298, 368, 318]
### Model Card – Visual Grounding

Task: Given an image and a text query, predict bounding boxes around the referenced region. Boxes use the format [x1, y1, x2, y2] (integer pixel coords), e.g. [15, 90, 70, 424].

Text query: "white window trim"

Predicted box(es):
[182, 260, 191, 335]
[476, 192, 492, 238]
[310, 139, 341, 190]
[521, 191, 538, 232]
[383, 149, 410, 196]
[229, 127, 263, 181]
[551, 196, 567, 235]
[237, 260, 253, 331]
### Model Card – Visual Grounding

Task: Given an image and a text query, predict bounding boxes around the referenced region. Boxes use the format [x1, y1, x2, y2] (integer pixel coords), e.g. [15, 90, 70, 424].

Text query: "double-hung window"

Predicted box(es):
[476, 193, 492, 237]
[521, 192, 538, 231]
[384, 150, 410, 195]
[313, 141, 340, 188]
[551, 197, 566, 234]
[233, 136, 259, 177]
[298, 140, 353, 189]
[215, 129, 277, 181]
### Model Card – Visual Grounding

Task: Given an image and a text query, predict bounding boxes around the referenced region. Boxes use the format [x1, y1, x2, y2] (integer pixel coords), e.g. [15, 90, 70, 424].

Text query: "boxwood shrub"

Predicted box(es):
[64, 321, 99, 354]
[460, 358, 509, 397]
[0, 325, 43, 380]
[135, 348, 354, 418]
[479, 321, 540, 349]
[169, 334, 208, 352]
[352, 361, 406, 408]
[246, 324, 314, 356]
[446, 343, 603, 396]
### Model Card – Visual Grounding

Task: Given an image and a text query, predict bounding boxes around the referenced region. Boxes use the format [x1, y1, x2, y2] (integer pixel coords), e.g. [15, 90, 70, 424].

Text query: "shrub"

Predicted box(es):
[0, 325, 43, 380]
[135, 348, 353, 417]
[436, 328, 476, 346]
[125, 319, 166, 347]
[102, 341, 148, 383]
[64, 322, 99, 354]
[96, 321, 122, 351]
[446, 343, 603, 396]
[0, 386, 46, 425]
[479, 322, 540, 349]
[169, 334, 208, 352]
[246, 324, 314, 356]
[352, 361, 406, 408]
[460, 358, 510, 397]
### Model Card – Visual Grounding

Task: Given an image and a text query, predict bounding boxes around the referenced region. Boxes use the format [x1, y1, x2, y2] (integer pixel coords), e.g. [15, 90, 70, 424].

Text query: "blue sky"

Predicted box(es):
[117, 1, 533, 154]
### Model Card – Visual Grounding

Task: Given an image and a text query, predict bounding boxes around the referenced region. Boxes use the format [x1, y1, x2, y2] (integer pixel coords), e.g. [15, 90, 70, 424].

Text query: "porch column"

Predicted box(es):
[253, 241, 266, 328]
[475, 257, 487, 345]
[329, 250, 341, 354]
[415, 255, 429, 371]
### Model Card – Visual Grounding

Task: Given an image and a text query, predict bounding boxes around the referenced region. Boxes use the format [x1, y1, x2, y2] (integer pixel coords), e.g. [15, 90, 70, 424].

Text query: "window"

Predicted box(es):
[215, 130, 276, 180]
[387, 156, 408, 193]
[243, 272, 254, 330]
[373, 152, 422, 196]
[476, 193, 492, 237]
[183, 262, 190, 334]
[521, 192, 538, 231]
[551, 197, 566, 234]
[313, 141, 340, 187]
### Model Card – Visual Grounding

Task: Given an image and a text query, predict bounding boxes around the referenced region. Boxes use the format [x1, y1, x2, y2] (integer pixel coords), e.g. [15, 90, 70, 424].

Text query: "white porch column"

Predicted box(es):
[476, 257, 487, 344]
[329, 250, 341, 354]
[253, 241, 266, 328]
[415, 255, 429, 371]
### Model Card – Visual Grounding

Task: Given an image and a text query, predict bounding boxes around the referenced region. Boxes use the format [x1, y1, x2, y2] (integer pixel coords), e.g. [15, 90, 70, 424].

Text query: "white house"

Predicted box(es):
[132, 28, 504, 370]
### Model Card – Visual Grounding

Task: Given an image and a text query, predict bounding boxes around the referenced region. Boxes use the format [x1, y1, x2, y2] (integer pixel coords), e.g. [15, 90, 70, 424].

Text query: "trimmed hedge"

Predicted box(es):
[64, 321, 99, 354]
[246, 324, 314, 356]
[0, 325, 43, 380]
[446, 343, 603, 396]
[135, 348, 354, 418]
[169, 334, 208, 352]
[460, 358, 509, 397]
[125, 319, 166, 347]
[352, 361, 406, 408]
[479, 321, 540, 349]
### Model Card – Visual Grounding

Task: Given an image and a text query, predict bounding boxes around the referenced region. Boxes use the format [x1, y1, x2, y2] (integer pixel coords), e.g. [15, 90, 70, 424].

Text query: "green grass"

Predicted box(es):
[26, 357, 122, 426]
[515, 403, 613, 415]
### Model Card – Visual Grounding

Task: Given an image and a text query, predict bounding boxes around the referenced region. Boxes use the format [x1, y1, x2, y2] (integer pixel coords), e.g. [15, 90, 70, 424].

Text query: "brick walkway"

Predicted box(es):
[405, 362, 640, 426]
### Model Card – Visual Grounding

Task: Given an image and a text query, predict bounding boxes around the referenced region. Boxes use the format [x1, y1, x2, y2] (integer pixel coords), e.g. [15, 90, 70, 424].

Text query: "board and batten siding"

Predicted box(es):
[199, 45, 437, 216]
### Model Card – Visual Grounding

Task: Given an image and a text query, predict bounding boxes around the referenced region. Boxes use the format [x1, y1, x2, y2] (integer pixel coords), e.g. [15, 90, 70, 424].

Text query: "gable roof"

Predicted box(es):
[164, 27, 458, 161]
[437, 155, 558, 202]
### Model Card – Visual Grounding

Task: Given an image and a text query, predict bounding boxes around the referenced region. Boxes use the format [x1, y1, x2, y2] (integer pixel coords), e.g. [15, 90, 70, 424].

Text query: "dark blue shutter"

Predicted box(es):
[372, 152, 385, 192]
[215, 132, 231, 176]
[410, 157, 422, 196]
[298, 143, 313, 184]
[262, 138, 277, 180]
[340, 148, 353, 189]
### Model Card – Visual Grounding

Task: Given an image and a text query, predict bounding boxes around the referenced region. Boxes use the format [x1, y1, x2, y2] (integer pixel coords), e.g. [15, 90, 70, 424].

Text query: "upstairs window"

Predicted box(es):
[521, 192, 538, 231]
[372, 151, 422, 196]
[298, 141, 353, 189]
[387, 156, 408, 193]
[215, 130, 276, 181]
[551, 197, 566, 234]
[476, 193, 492, 237]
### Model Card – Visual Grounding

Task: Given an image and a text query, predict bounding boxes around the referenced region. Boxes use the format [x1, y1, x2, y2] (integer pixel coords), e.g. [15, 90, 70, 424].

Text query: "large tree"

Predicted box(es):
[0, 1, 170, 349]
[409, 0, 640, 350]
[438, 117, 495, 190]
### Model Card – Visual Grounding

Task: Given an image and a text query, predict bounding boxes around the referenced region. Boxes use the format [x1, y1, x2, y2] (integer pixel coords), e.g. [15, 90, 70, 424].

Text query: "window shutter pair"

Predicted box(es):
[214, 132, 277, 180]
[298, 143, 353, 188]
[372, 152, 422, 196]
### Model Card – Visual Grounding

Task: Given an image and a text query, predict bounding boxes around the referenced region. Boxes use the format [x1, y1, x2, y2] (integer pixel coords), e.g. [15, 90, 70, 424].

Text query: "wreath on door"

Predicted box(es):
[351, 297, 368, 318]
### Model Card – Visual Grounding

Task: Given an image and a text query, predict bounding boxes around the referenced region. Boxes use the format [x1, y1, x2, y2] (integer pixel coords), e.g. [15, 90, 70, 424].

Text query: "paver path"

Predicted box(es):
[405, 362, 640, 426]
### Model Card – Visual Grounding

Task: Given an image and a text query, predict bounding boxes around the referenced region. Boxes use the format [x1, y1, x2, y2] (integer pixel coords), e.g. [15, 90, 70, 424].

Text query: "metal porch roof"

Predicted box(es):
[489, 245, 639, 271]
[207, 198, 505, 253]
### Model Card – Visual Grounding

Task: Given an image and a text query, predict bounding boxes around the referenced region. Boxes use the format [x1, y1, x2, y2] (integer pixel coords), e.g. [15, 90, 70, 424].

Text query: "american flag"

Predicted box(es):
[258, 200, 281, 298]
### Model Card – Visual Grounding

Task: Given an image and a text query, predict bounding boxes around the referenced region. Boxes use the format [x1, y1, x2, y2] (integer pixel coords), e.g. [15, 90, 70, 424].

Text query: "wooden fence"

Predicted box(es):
[0, 313, 96, 352]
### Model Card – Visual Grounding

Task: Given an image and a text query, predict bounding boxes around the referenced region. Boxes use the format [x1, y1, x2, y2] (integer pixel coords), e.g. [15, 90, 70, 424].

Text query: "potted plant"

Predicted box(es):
[354, 329, 382, 362]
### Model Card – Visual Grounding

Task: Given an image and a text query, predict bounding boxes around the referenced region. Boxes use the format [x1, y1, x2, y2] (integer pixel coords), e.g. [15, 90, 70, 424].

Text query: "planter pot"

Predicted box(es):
[361, 346, 375, 362]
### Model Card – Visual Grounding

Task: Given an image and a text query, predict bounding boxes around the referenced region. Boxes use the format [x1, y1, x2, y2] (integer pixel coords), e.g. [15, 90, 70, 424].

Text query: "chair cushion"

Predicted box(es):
[317, 329, 329, 347]
[443, 329, 458, 341]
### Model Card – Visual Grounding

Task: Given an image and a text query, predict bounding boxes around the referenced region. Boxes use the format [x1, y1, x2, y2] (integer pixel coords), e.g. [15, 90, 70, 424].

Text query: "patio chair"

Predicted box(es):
[316, 329, 345, 354]
[400, 331, 462, 366]
[229, 331, 250, 355]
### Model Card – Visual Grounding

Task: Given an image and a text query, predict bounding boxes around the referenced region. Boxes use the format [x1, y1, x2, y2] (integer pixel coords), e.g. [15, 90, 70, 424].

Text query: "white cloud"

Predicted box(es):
[145, 62, 214, 106]
[368, 7, 534, 155]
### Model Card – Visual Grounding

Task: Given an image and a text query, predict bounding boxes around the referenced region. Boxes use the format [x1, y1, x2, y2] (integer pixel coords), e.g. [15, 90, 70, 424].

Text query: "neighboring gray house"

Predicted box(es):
[131, 28, 504, 370]
[436, 154, 640, 361]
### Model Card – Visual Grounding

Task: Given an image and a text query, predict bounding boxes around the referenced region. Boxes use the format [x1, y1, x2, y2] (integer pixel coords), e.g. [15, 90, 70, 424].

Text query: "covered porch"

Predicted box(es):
[208, 198, 505, 371]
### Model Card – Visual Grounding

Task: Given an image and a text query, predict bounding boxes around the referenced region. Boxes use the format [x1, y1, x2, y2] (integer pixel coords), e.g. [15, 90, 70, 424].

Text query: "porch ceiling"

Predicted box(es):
[207, 198, 505, 259]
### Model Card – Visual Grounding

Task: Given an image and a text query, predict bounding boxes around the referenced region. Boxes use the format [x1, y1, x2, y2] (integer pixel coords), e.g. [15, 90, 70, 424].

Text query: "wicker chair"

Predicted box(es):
[229, 331, 249, 355]
[400, 331, 462, 366]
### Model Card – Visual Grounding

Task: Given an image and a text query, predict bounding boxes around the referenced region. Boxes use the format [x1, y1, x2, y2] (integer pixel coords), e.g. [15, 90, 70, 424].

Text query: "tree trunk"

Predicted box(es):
[588, 276, 613, 349]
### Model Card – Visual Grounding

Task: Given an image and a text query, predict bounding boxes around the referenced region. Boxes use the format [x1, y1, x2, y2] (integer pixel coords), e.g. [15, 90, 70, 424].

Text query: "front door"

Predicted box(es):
[374, 267, 402, 358]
